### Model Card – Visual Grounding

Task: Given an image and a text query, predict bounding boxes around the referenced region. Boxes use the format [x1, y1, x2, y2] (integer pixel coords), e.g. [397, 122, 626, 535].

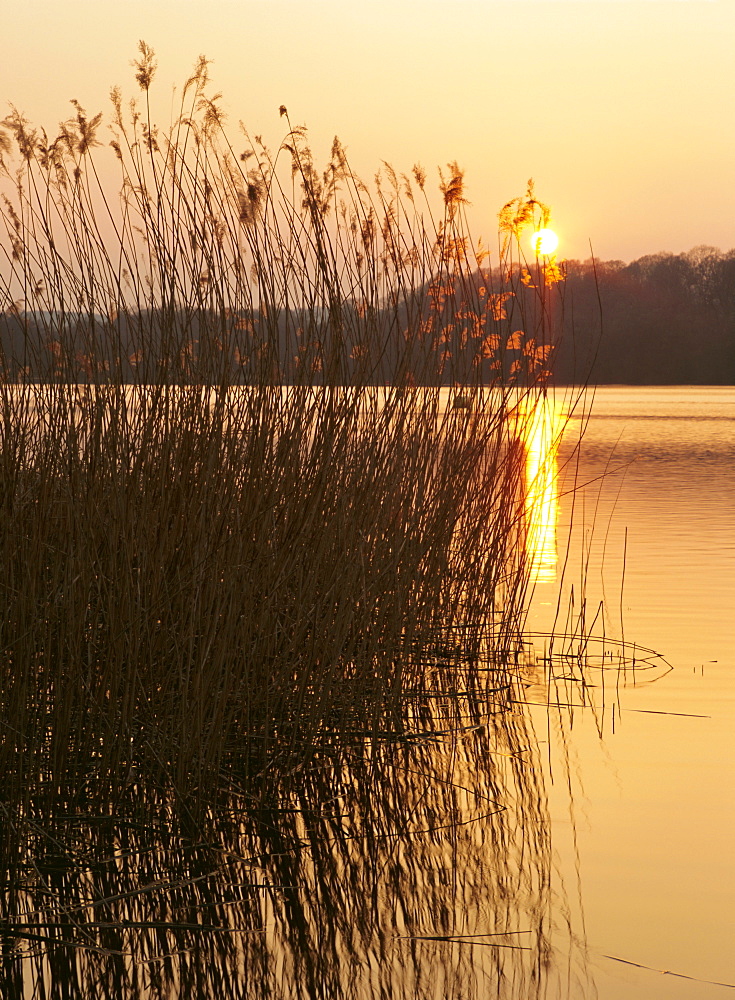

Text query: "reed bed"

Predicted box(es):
[0, 46, 637, 1000]
[0, 47, 571, 812]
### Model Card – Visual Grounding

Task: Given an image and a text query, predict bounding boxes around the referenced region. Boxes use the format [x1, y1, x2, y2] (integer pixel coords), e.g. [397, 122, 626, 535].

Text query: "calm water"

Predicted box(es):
[529, 385, 735, 999]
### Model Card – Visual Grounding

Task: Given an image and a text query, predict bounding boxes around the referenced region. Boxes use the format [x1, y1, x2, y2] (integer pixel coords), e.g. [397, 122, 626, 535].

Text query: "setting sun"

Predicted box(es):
[530, 228, 559, 256]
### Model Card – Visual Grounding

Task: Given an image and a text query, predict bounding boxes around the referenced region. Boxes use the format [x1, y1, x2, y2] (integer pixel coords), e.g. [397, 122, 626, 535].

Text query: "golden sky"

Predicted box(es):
[4, 0, 733, 262]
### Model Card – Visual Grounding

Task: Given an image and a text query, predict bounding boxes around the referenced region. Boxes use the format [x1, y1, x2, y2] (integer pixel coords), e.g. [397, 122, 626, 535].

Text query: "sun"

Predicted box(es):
[530, 228, 559, 257]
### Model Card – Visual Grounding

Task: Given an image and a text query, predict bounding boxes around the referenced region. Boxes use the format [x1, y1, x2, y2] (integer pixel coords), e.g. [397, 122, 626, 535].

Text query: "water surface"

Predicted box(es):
[530, 385, 735, 999]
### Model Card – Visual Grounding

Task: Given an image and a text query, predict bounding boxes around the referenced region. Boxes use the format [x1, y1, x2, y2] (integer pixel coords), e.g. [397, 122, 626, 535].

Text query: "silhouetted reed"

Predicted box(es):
[0, 46, 569, 793]
[0, 46, 590, 998]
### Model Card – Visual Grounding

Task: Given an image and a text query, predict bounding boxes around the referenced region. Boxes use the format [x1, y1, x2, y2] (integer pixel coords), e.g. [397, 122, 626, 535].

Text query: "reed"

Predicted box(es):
[0, 46, 566, 805]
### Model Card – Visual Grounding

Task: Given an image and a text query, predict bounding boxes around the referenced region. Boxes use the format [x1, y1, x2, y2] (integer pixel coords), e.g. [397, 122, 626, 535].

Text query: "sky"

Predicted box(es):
[3, 0, 734, 263]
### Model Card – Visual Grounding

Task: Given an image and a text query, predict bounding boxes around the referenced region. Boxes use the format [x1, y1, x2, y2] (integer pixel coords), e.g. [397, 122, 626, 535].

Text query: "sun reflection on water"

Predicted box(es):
[515, 394, 567, 584]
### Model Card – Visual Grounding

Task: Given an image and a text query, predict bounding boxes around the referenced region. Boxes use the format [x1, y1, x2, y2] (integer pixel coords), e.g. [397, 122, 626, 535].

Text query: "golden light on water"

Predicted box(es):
[530, 228, 559, 257]
[515, 395, 567, 584]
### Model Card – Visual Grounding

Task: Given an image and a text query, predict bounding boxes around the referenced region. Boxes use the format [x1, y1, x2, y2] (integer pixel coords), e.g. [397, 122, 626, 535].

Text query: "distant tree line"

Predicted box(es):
[552, 247, 735, 385]
[2, 246, 733, 386]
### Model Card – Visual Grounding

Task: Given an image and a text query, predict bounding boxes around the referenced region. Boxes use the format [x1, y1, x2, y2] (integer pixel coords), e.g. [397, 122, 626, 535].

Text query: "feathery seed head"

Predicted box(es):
[412, 163, 426, 190]
[132, 41, 157, 92]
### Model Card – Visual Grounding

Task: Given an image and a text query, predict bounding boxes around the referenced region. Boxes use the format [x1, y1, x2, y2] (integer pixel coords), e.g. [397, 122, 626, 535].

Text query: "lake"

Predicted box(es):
[2, 383, 732, 998]
[528, 384, 735, 998]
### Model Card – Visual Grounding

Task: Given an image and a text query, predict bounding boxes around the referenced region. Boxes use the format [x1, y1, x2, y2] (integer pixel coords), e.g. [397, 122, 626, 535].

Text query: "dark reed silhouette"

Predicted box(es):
[0, 45, 607, 1000]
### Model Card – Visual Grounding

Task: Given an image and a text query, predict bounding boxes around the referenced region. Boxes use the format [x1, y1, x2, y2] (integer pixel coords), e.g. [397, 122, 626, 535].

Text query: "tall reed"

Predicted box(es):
[0, 46, 567, 802]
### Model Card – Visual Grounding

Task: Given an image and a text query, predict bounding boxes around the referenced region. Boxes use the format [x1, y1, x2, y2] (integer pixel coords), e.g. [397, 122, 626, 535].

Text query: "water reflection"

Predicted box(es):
[0, 655, 594, 1000]
[515, 395, 567, 585]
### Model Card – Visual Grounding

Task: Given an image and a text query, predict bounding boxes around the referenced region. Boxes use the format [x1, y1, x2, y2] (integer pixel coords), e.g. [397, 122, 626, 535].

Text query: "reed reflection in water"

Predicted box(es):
[0, 652, 594, 1000]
